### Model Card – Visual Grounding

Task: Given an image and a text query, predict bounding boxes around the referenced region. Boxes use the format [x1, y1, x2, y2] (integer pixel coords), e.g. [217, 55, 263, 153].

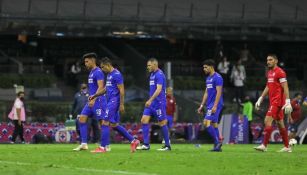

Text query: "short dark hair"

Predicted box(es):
[17, 91, 24, 97]
[100, 57, 112, 65]
[83, 52, 97, 60]
[202, 59, 215, 67]
[268, 54, 278, 60]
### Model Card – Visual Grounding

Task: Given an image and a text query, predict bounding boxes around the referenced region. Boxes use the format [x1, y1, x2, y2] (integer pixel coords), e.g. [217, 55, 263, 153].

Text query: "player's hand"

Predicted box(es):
[197, 105, 204, 114]
[211, 105, 217, 113]
[18, 120, 22, 126]
[282, 99, 293, 115]
[88, 95, 95, 101]
[88, 99, 95, 107]
[145, 100, 152, 107]
[119, 104, 125, 113]
[255, 96, 263, 110]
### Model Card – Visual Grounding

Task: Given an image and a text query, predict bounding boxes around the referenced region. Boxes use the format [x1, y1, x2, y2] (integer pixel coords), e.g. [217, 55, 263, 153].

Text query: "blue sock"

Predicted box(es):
[101, 125, 110, 147]
[215, 127, 220, 142]
[79, 122, 88, 144]
[206, 125, 219, 145]
[161, 125, 170, 147]
[114, 125, 134, 142]
[142, 124, 150, 146]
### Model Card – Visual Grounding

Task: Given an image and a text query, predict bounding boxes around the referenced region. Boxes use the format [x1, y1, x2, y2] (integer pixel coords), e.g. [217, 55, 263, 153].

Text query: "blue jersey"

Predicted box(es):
[205, 72, 223, 108]
[149, 69, 166, 104]
[88, 67, 105, 96]
[106, 69, 123, 102]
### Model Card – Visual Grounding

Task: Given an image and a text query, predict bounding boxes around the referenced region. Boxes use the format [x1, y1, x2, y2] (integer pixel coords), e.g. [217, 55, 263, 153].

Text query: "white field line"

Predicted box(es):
[0, 160, 158, 175]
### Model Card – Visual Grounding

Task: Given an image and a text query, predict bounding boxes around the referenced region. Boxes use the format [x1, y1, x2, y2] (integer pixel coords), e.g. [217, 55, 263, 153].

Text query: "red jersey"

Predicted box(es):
[266, 67, 286, 107]
[290, 99, 301, 123]
[166, 95, 176, 116]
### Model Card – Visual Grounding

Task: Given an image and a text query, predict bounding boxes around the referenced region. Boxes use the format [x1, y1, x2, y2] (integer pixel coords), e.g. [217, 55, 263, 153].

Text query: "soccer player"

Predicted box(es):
[197, 59, 223, 152]
[137, 58, 171, 151]
[288, 93, 302, 140]
[90, 57, 140, 153]
[73, 53, 107, 151]
[254, 54, 293, 152]
[166, 87, 177, 130]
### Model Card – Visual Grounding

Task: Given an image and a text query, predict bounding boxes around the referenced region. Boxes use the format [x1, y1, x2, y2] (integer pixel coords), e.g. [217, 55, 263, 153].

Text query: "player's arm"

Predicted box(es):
[255, 86, 268, 110]
[90, 80, 106, 100]
[212, 86, 222, 113]
[117, 83, 125, 113]
[197, 88, 207, 114]
[145, 84, 162, 107]
[281, 81, 292, 114]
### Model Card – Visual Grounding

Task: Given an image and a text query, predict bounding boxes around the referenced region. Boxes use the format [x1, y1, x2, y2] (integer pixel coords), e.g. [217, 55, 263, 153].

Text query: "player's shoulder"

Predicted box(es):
[156, 69, 165, 76]
[275, 67, 286, 74]
[214, 72, 223, 80]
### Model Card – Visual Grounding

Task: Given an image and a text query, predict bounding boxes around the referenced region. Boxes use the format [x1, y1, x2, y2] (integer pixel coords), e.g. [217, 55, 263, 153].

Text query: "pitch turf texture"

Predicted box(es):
[0, 144, 306, 175]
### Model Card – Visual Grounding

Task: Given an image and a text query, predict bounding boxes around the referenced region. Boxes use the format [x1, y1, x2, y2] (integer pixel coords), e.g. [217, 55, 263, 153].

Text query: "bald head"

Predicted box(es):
[147, 58, 159, 73]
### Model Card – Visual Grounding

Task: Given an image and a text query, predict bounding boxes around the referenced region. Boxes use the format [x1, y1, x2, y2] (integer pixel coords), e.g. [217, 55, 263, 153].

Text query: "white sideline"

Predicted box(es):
[0, 160, 158, 175]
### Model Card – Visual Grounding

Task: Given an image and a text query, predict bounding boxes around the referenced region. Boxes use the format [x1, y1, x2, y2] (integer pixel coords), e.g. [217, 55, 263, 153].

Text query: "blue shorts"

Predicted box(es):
[288, 123, 299, 133]
[204, 106, 223, 123]
[142, 102, 166, 121]
[103, 100, 120, 124]
[166, 115, 173, 128]
[80, 96, 106, 120]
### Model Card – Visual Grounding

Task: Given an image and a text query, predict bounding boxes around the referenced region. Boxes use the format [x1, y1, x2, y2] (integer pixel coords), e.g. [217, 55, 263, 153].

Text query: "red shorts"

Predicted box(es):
[266, 105, 284, 120]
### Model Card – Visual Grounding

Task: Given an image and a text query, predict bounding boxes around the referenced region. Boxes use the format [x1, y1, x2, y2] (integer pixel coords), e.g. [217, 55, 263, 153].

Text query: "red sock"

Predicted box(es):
[279, 127, 289, 148]
[263, 126, 273, 146]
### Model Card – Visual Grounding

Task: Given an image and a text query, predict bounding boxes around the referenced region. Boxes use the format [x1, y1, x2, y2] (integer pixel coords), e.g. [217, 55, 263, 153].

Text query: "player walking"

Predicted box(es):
[254, 54, 293, 152]
[197, 59, 223, 152]
[137, 58, 171, 151]
[90, 57, 140, 153]
[73, 53, 107, 151]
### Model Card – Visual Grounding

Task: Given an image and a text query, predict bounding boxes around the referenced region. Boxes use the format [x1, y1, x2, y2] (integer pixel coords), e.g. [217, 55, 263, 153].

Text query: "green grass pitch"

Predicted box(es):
[0, 144, 306, 175]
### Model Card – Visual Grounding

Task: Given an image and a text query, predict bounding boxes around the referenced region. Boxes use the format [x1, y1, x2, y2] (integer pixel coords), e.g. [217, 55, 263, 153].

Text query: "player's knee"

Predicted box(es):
[264, 116, 273, 126]
[203, 120, 211, 127]
[100, 120, 109, 126]
[79, 116, 87, 123]
[110, 123, 118, 128]
[276, 120, 285, 128]
[141, 116, 150, 124]
[212, 122, 218, 128]
[158, 119, 167, 126]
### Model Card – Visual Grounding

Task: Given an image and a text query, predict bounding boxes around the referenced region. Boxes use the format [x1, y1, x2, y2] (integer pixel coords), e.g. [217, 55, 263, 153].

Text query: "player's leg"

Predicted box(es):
[75, 115, 81, 143]
[157, 118, 171, 151]
[162, 115, 173, 144]
[19, 121, 25, 143]
[91, 118, 100, 143]
[73, 111, 89, 151]
[92, 99, 108, 153]
[275, 109, 291, 152]
[213, 106, 223, 143]
[91, 119, 109, 153]
[154, 104, 171, 151]
[254, 106, 276, 151]
[204, 109, 219, 148]
[11, 120, 18, 143]
[137, 107, 152, 150]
